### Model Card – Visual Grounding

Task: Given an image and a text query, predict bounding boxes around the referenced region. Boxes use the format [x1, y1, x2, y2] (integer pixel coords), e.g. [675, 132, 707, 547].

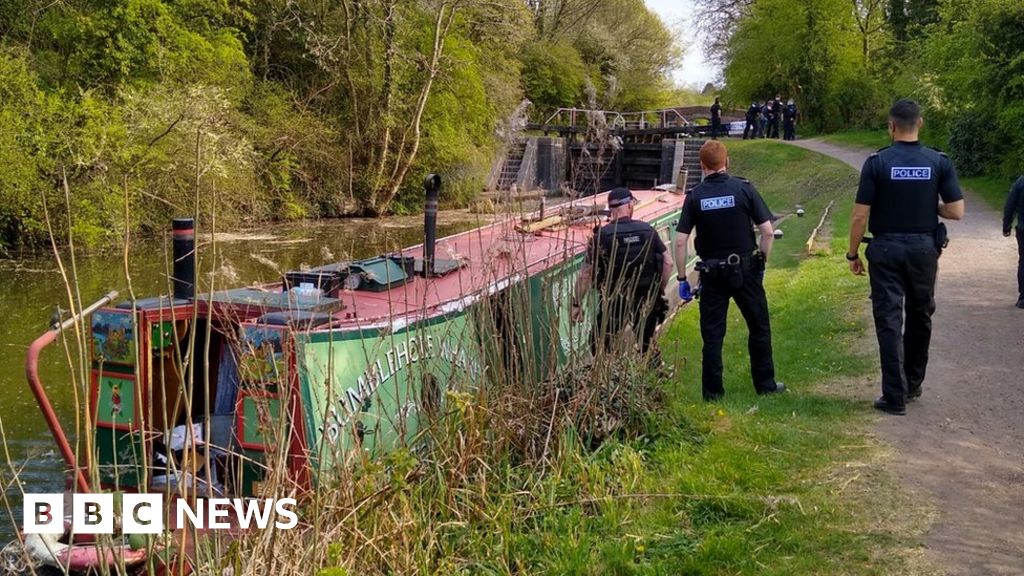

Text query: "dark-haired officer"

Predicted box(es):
[573, 187, 672, 356]
[711, 97, 723, 139]
[673, 140, 785, 401]
[1002, 175, 1024, 308]
[743, 101, 759, 140]
[769, 95, 783, 139]
[847, 99, 965, 415]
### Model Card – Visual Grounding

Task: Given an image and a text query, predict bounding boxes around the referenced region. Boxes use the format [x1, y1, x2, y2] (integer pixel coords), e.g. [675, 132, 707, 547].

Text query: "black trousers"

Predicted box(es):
[1016, 228, 1024, 301]
[768, 119, 780, 139]
[698, 260, 776, 399]
[866, 234, 939, 405]
[783, 120, 795, 140]
[743, 119, 755, 139]
[711, 118, 722, 138]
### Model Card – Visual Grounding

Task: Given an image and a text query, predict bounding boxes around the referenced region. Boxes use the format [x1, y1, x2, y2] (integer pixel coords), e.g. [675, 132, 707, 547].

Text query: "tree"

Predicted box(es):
[887, 0, 939, 41]
[921, 0, 1024, 174]
[520, 41, 587, 114]
[692, 0, 756, 64]
[852, 0, 890, 64]
[720, 0, 870, 130]
[523, 0, 681, 112]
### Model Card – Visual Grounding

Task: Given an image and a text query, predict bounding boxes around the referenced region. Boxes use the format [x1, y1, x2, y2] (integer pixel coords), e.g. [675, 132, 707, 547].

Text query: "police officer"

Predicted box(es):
[710, 97, 723, 139]
[847, 99, 965, 415]
[769, 94, 783, 139]
[573, 187, 672, 356]
[673, 141, 785, 401]
[783, 99, 798, 141]
[1002, 175, 1024, 308]
[743, 101, 759, 140]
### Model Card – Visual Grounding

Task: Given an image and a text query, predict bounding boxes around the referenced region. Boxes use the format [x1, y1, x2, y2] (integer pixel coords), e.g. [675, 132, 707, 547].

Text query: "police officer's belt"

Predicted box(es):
[874, 225, 948, 253]
[696, 253, 744, 271]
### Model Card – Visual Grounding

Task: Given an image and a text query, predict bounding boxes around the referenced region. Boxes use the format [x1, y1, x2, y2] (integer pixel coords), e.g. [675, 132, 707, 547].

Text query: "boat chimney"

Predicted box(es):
[172, 217, 196, 300]
[423, 174, 441, 277]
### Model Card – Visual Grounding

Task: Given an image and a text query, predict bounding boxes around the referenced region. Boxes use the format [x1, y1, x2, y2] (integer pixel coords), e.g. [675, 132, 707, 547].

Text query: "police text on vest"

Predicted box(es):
[890, 167, 932, 180]
[700, 196, 736, 211]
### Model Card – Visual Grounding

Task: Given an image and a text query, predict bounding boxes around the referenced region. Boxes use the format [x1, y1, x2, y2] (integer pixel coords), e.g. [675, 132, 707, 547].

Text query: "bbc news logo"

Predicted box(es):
[23, 494, 298, 534]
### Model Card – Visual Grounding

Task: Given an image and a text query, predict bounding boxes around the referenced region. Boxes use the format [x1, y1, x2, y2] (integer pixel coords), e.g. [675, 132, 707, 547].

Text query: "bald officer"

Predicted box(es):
[847, 99, 965, 415]
[574, 187, 672, 357]
[673, 140, 785, 401]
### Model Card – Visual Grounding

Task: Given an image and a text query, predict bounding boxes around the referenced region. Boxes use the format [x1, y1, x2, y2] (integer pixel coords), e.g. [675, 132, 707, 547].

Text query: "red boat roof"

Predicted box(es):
[230, 189, 685, 332]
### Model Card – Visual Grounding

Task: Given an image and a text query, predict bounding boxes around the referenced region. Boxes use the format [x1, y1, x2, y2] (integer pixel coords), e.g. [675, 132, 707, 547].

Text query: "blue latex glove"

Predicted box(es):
[678, 279, 693, 302]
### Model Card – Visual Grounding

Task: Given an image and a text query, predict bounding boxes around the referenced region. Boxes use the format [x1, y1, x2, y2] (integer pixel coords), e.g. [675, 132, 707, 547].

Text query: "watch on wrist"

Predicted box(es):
[845, 252, 859, 261]
[676, 275, 686, 282]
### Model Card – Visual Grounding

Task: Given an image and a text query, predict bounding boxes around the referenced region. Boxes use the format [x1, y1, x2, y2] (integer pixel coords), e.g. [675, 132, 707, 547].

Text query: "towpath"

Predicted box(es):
[789, 138, 1024, 575]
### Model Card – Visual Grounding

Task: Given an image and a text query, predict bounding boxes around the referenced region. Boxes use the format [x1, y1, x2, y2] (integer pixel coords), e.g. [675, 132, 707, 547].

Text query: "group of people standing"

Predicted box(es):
[741, 95, 799, 141]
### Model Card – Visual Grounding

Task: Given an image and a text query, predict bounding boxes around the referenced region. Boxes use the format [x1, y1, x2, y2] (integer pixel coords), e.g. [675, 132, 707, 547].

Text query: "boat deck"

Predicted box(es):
[218, 189, 685, 332]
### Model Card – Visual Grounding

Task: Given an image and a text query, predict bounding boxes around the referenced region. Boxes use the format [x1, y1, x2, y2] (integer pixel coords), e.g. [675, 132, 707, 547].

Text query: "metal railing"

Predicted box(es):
[540, 107, 692, 130]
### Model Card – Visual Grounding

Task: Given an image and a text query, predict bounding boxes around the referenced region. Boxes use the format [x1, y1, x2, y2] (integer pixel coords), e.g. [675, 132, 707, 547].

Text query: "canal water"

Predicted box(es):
[0, 214, 483, 542]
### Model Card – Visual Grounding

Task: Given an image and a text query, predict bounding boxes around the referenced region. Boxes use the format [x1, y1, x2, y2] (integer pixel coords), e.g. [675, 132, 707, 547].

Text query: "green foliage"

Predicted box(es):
[722, 0, 887, 132]
[527, 0, 682, 113]
[15, 0, 251, 91]
[0, 48, 127, 246]
[713, 0, 1020, 184]
[946, 108, 1002, 177]
[520, 41, 587, 114]
[0, 0, 683, 247]
[919, 0, 1024, 177]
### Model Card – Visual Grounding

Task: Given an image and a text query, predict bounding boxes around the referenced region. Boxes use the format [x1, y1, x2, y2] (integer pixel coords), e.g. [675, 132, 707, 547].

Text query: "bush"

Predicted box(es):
[947, 108, 1005, 177]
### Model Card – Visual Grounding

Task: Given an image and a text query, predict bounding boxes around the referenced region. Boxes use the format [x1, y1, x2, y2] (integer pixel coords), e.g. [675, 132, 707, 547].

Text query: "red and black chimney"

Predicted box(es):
[423, 174, 441, 277]
[172, 218, 196, 300]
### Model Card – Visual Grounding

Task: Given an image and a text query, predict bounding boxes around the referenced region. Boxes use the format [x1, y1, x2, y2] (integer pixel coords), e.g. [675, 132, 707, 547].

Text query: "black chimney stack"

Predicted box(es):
[423, 174, 441, 277]
[172, 218, 196, 300]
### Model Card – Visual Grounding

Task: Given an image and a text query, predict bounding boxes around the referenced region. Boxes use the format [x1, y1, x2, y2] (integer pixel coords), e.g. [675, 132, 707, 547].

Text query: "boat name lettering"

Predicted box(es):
[321, 334, 481, 440]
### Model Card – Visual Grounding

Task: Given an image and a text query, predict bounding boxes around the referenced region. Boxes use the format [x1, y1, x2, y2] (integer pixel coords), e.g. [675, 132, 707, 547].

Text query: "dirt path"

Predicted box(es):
[790, 138, 1024, 575]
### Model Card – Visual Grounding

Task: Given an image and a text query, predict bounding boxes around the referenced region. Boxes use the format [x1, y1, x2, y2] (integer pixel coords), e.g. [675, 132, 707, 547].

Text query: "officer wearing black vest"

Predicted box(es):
[743, 102, 759, 140]
[769, 95, 783, 139]
[573, 187, 672, 356]
[710, 97, 722, 139]
[1001, 175, 1024, 308]
[673, 140, 785, 401]
[847, 99, 965, 415]
[783, 99, 798, 141]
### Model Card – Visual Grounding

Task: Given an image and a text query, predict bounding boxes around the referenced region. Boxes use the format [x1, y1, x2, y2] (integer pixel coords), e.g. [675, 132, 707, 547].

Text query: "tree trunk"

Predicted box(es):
[371, 1, 457, 215]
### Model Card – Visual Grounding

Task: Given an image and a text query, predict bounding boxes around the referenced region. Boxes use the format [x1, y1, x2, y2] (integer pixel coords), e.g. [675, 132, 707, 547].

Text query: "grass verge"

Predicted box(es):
[960, 175, 1016, 212]
[816, 128, 942, 151]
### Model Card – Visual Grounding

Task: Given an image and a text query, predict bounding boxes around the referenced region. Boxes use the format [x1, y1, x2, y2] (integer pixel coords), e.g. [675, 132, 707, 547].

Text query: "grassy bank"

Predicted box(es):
[819, 130, 1017, 211]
